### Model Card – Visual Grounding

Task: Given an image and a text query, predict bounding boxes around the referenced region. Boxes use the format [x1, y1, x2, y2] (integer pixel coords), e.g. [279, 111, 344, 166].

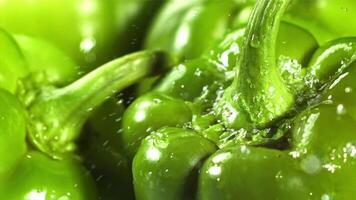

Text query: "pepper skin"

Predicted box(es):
[131, 0, 356, 199]
[0, 0, 166, 71]
[0, 26, 170, 199]
[0, 151, 97, 200]
[145, 0, 242, 60]
[133, 127, 217, 200]
[145, 0, 255, 60]
[285, 0, 356, 43]
[0, 29, 79, 95]
[0, 90, 27, 180]
[14, 35, 79, 86]
[0, 29, 28, 93]
[123, 17, 319, 157]
[122, 92, 193, 158]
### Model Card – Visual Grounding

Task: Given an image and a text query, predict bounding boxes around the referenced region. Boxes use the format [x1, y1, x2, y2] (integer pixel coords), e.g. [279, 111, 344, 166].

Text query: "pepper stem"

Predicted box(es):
[27, 51, 168, 159]
[216, 0, 294, 129]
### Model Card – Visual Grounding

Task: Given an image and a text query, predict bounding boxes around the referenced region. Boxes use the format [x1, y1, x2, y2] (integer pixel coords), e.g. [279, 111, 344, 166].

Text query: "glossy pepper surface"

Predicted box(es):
[0, 28, 171, 199]
[145, 0, 256, 60]
[1, 0, 356, 199]
[128, 0, 356, 199]
[0, 0, 166, 71]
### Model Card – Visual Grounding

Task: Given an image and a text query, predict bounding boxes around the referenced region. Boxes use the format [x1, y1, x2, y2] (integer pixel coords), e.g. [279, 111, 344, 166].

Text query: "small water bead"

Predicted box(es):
[26, 190, 46, 200]
[322, 163, 341, 173]
[57, 195, 69, 200]
[114, 117, 122, 122]
[336, 104, 346, 115]
[208, 166, 221, 176]
[102, 140, 109, 147]
[147, 171, 153, 177]
[80, 37, 96, 54]
[340, 7, 349, 12]
[146, 147, 161, 161]
[116, 160, 123, 167]
[275, 171, 283, 180]
[95, 175, 103, 182]
[344, 87, 352, 93]
[152, 98, 162, 103]
[240, 145, 250, 154]
[194, 68, 202, 76]
[289, 151, 301, 159]
[250, 34, 261, 48]
[212, 152, 232, 163]
[321, 194, 331, 200]
[301, 155, 321, 175]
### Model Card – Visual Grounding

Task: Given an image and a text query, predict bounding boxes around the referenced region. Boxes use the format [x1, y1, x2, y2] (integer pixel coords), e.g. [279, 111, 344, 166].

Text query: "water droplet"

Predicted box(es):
[102, 140, 109, 147]
[321, 194, 331, 200]
[322, 163, 341, 173]
[250, 34, 261, 48]
[345, 87, 352, 93]
[340, 7, 348, 12]
[289, 151, 301, 159]
[146, 147, 161, 161]
[194, 68, 202, 76]
[208, 166, 221, 176]
[153, 98, 162, 104]
[301, 155, 321, 174]
[80, 37, 96, 53]
[275, 171, 283, 179]
[336, 104, 346, 115]
[96, 175, 103, 182]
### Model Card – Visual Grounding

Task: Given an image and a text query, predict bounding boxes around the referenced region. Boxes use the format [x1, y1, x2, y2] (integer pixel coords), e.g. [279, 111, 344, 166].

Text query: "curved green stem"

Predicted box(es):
[27, 51, 169, 159]
[216, 0, 294, 129]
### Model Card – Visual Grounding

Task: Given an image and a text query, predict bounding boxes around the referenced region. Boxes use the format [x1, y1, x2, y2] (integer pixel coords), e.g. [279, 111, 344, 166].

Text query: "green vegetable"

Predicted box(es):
[0, 151, 97, 200]
[1, 0, 356, 199]
[285, 0, 356, 43]
[124, 9, 319, 157]
[123, 92, 193, 157]
[145, 0, 356, 62]
[0, 28, 28, 93]
[130, 0, 356, 199]
[14, 35, 79, 86]
[145, 0, 255, 60]
[0, 0, 166, 71]
[0, 27, 170, 198]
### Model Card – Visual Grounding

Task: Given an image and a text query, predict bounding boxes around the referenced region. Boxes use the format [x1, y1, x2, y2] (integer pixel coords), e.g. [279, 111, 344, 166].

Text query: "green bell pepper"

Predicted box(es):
[0, 27, 171, 198]
[0, 28, 79, 94]
[145, 0, 356, 62]
[123, 12, 319, 157]
[145, 0, 256, 60]
[285, 0, 356, 43]
[130, 0, 356, 199]
[1, 0, 355, 199]
[0, 28, 28, 93]
[0, 0, 166, 71]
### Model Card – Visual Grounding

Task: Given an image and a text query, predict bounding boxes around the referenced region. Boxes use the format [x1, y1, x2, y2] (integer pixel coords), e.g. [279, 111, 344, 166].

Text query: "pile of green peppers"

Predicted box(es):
[0, 0, 356, 199]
